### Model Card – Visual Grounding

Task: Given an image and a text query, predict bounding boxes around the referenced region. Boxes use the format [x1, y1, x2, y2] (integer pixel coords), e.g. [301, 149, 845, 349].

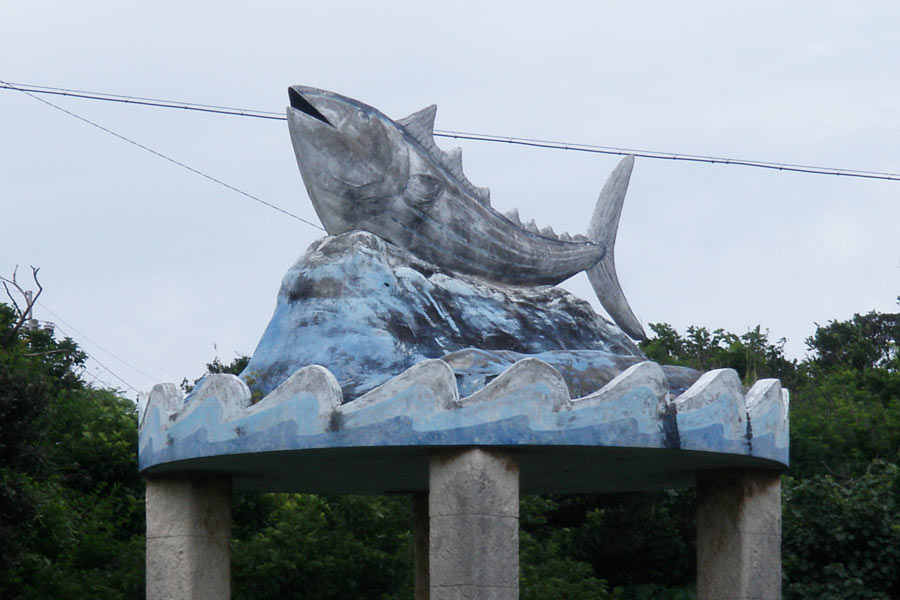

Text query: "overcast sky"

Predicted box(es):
[3, 1, 898, 398]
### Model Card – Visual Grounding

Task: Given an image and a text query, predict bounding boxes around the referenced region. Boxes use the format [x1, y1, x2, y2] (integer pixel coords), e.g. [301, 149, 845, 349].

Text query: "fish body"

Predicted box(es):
[287, 86, 646, 339]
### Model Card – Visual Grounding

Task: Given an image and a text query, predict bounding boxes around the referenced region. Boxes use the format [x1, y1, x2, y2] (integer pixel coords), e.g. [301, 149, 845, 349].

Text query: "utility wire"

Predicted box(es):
[37, 301, 161, 384]
[0, 80, 325, 231]
[3, 81, 899, 183]
[0, 82, 285, 120]
[435, 131, 900, 182]
[80, 368, 119, 392]
[50, 320, 139, 393]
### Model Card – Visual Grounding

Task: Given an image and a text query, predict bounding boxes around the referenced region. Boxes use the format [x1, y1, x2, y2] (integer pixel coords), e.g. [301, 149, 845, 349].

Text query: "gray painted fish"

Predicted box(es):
[286, 86, 646, 340]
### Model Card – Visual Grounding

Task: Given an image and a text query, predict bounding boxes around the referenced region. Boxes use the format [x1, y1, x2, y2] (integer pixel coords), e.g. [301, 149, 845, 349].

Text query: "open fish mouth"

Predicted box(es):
[289, 87, 332, 127]
[285, 85, 646, 339]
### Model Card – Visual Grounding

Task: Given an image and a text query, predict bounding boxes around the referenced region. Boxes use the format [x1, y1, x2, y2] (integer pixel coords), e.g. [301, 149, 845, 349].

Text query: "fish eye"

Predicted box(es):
[357, 110, 370, 123]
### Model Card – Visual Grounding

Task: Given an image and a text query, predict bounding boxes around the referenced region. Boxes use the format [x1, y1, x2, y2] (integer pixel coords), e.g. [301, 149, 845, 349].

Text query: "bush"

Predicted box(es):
[783, 461, 900, 599]
[232, 494, 413, 599]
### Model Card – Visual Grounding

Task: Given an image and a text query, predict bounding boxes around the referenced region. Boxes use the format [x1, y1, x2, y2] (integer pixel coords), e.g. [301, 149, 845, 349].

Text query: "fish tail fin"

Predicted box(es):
[585, 155, 647, 340]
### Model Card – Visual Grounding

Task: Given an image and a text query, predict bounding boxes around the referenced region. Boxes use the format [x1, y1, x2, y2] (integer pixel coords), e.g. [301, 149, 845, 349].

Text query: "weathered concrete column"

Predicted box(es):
[429, 448, 519, 600]
[146, 473, 232, 600]
[696, 469, 781, 600]
[414, 492, 430, 600]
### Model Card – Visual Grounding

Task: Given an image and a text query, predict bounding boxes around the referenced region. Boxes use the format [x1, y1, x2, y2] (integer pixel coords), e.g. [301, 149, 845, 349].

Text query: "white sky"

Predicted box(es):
[2, 1, 898, 398]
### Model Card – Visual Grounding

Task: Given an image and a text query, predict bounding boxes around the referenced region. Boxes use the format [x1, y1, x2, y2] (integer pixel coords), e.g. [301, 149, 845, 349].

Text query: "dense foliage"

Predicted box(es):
[637, 307, 900, 598]
[232, 494, 414, 599]
[783, 461, 900, 599]
[2, 299, 898, 598]
[0, 304, 144, 598]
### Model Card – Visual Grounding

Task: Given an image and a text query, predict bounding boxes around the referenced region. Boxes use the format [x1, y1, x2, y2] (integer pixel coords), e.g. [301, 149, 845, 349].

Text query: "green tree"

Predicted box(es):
[232, 494, 413, 599]
[0, 303, 144, 599]
[788, 368, 900, 479]
[806, 306, 900, 373]
[640, 322, 799, 387]
[7, 292, 899, 599]
[783, 461, 900, 599]
[790, 306, 900, 479]
[520, 493, 695, 598]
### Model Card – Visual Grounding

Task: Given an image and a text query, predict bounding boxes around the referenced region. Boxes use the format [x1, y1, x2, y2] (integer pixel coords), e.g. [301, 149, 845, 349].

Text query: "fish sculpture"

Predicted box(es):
[286, 86, 646, 340]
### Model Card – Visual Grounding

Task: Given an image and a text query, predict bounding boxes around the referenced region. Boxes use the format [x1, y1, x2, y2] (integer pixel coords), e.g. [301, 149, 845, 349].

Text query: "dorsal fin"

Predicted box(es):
[443, 147, 491, 205]
[398, 105, 491, 205]
[398, 105, 437, 146]
[446, 147, 463, 173]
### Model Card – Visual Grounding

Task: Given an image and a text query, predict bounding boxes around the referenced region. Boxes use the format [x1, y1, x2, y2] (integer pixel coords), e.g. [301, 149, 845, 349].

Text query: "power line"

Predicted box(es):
[80, 367, 120, 392]
[434, 131, 900, 182]
[0, 82, 285, 120]
[3, 81, 899, 183]
[0, 80, 325, 231]
[36, 301, 161, 384]
[50, 321, 139, 393]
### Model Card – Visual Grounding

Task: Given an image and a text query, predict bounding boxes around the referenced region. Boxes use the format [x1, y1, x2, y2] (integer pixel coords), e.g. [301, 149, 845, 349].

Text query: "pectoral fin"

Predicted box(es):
[406, 174, 444, 205]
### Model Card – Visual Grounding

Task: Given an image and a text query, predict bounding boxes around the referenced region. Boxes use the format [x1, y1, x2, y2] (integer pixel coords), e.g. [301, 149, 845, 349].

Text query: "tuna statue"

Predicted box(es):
[286, 86, 646, 340]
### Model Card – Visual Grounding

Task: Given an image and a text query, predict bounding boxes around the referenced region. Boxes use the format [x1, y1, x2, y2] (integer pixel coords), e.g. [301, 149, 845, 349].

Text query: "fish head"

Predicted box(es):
[287, 86, 410, 234]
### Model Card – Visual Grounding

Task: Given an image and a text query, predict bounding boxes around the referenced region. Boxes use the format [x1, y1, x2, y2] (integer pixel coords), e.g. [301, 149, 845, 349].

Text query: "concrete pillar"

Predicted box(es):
[146, 473, 232, 600]
[696, 469, 782, 600]
[414, 492, 430, 600]
[429, 448, 519, 600]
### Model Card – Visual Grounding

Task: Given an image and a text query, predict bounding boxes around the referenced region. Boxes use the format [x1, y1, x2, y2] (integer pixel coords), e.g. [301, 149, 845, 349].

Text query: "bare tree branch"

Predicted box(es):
[1, 265, 44, 348]
[29, 265, 43, 313]
[1, 265, 23, 314]
[3, 281, 21, 315]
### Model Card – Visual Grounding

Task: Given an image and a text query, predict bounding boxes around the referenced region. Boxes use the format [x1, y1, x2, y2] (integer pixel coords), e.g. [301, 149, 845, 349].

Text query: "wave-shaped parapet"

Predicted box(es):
[139, 357, 789, 480]
[442, 347, 701, 399]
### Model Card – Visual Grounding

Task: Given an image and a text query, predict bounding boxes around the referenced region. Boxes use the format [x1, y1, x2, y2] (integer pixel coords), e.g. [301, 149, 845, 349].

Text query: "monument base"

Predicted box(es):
[145, 473, 231, 600]
[697, 469, 782, 600]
